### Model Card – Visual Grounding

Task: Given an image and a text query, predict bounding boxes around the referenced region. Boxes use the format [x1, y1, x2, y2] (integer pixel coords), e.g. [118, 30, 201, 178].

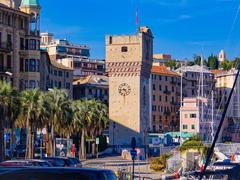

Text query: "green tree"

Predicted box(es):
[17, 89, 43, 159]
[232, 57, 240, 69]
[43, 88, 70, 156]
[207, 54, 219, 70]
[88, 100, 108, 157]
[187, 61, 195, 66]
[194, 55, 201, 66]
[220, 60, 233, 71]
[165, 60, 177, 69]
[0, 81, 16, 161]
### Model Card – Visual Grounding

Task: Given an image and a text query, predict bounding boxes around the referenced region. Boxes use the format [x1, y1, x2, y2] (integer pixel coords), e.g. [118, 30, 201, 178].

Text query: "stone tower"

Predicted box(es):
[106, 27, 153, 148]
[218, 49, 226, 63]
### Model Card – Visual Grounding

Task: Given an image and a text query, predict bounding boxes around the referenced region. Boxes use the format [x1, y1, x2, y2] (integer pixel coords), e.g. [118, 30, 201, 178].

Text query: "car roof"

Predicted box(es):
[0, 167, 114, 173]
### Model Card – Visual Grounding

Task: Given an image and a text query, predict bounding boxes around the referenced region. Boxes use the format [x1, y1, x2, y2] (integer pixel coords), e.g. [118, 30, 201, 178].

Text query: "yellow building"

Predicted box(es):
[0, 0, 41, 90]
[106, 26, 153, 147]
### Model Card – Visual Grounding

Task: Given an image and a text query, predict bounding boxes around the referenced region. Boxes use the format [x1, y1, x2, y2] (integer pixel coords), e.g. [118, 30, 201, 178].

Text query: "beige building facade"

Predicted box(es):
[151, 65, 181, 133]
[106, 27, 153, 147]
[73, 75, 108, 104]
[40, 51, 73, 97]
[0, 0, 41, 90]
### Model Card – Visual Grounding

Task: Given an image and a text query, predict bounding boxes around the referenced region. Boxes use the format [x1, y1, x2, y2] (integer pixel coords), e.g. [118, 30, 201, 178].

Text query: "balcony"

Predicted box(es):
[164, 110, 170, 115]
[30, 30, 40, 37]
[163, 90, 171, 95]
[170, 80, 177, 84]
[0, 42, 13, 53]
[0, 65, 12, 74]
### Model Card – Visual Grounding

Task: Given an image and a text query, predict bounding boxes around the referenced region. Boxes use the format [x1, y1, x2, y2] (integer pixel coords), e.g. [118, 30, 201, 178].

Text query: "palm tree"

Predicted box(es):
[88, 100, 108, 157]
[0, 80, 15, 161]
[17, 89, 43, 159]
[72, 100, 94, 159]
[7, 89, 21, 159]
[43, 88, 69, 156]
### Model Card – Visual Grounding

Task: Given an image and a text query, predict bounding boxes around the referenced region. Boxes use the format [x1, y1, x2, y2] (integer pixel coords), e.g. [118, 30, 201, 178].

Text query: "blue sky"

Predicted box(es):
[40, 0, 240, 60]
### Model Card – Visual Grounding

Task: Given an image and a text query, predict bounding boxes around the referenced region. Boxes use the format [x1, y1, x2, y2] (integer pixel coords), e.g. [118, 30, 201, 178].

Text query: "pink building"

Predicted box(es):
[180, 97, 222, 142]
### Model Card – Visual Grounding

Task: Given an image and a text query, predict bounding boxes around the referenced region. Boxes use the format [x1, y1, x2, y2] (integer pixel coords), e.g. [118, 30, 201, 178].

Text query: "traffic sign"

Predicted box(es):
[130, 149, 137, 158]
[131, 137, 136, 150]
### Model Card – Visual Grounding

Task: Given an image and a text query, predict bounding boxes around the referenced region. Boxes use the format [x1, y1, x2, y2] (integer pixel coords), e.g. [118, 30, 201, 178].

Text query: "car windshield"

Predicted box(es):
[45, 158, 65, 166]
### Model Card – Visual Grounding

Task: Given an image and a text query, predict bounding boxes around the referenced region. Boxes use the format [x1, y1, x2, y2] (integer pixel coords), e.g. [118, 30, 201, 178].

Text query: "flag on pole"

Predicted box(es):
[136, 7, 139, 27]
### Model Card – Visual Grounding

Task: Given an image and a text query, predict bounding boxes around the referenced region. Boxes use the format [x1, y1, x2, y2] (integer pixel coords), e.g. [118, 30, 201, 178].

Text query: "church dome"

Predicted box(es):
[21, 0, 40, 7]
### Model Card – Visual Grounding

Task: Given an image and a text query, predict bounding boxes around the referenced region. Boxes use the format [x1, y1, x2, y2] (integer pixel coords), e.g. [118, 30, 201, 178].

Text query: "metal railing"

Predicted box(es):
[0, 65, 12, 73]
[0, 42, 13, 52]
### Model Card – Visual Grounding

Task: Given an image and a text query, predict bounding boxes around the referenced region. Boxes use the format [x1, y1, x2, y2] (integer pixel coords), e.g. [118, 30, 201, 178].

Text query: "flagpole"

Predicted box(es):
[136, 7, 139, 33]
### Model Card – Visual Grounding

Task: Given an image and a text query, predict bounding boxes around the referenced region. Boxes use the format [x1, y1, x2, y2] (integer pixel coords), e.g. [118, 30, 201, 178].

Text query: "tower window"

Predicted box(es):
[109, 36, 112, 44]
[121, 46, 128, 52]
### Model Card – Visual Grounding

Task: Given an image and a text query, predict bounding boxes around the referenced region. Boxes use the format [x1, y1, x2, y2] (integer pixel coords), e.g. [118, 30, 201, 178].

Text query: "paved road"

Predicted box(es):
[82, 155, 169, 179]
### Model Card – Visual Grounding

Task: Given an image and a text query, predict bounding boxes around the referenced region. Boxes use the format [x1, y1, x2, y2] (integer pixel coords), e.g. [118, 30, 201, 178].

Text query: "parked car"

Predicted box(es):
[0, 167, 117, 180]
[0, 160, 52, 167]
[68, 157, 82, 167]
[43, 157, 72, 167]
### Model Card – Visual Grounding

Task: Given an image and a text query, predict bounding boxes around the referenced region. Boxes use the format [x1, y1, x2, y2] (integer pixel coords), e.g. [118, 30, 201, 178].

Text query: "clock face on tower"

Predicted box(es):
[118, 83, 131, 96]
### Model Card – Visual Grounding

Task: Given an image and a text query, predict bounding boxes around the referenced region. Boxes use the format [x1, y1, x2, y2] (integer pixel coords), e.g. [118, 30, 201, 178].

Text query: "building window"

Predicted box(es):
[54, 81, 58, 87]
[58, 81, 62, 88]
[25, 39, 29, 50]
[183, 125, 188, 130]
[7, 55, 11, 69]
[0, 13, 2, 23]
[7, 34, 12, 47]
[159, 75, 162, 80]
[66, 72, 69, 78]
[29, 39, 36, 50]
[7, 15, 11, 26]
[172, 86, 174, 92]
[153, 95, 155, 101]
[36, 59, 40, 72]
[109, 36, 112, 44]
[54, 70, 57, 76]
[29, 59, 36, 72]
[192, 125, 195, 129]
[159, 96, 161, 101]
[66, 83, 71, 89]
[89, 89, 92, 95]
[159, 85, 162, 91]
[20, 58, 24, 72]
[152, 105, 156, 111]
[153, 84, 156, 91]
[121, 46, 128, 52]
[20, 38, 24, 50]
[153, 115, 156, 122]
[165, 76, 168, 81]
[190, 114, 197, 118]
[29, 80, 36, 89]
[25, 59, 29, 72]
[165, 96, 168, 102]
[20, 18, 24, 29]
[58, 71, 63, 77]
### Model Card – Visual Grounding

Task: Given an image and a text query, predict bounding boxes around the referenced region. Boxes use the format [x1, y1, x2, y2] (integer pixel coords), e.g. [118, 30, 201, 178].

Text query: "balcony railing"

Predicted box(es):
[0, 65, 12, 73]
[0, 42, 13, 53]
[164, 110, 170, 115]
[163, 90, 171, 95]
